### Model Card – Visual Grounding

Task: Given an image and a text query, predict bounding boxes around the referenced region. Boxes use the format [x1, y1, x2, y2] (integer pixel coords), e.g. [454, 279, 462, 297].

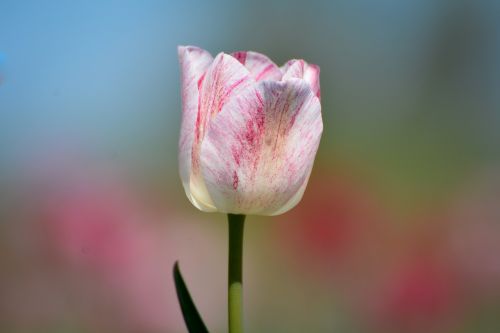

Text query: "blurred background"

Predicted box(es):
[1, 0, 499, 332]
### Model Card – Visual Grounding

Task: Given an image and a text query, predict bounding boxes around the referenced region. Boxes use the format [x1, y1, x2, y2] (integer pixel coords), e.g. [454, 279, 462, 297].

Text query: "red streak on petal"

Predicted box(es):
[197, 72, 206, 90]
[232, 51, 247, 65]
[194, 73, 207, 142]
[218, 76, 248, 113]
[232, 171, 239, 190]
[232, 146, 241, 166]
[195, 105, 202, 142]
[255, 90, 264, 106]
[255, 64, 275, 81]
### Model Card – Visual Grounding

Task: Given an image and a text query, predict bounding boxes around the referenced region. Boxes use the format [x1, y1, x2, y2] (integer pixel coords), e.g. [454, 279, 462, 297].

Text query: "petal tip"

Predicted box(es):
[309, 63, 320, 72]
[178, 45, 211, 58]
[177, 45, 190, 56]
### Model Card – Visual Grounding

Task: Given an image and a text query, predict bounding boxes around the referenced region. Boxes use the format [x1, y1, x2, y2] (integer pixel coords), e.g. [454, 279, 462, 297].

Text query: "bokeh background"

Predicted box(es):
[1, 0, 499, 332]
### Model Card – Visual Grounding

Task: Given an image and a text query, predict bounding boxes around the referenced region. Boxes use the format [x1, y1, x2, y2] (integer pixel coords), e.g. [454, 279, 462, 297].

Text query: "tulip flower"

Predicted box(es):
[175, 45, 323, 333]
[178, 45, 322, 216]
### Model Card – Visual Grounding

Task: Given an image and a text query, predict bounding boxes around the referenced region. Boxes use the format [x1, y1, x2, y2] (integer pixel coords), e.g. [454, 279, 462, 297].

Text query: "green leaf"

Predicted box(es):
[173, 261, 210, 333]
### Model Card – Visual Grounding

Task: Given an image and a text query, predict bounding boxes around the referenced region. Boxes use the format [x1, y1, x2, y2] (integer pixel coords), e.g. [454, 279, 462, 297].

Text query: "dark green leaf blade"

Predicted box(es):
[173, 261, 210, 333]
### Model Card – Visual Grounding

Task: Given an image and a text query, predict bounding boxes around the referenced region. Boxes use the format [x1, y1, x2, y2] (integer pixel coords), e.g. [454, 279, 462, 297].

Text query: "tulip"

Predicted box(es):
[176, 45, 323, 333]
[178, 45, 323, 216]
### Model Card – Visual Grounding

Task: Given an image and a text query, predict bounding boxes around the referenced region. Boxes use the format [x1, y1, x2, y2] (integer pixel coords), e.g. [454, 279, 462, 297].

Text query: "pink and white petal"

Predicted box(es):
[281, 59, 321, 98]
[303, 64, 321, 98]
[200, 78, 323, 215]
[281, 59, 305, 80]
[269, 168, 313, 216]
[189, 52, 254, 211]
[178, 46, 213, 209]
[231, 51, 282, 81]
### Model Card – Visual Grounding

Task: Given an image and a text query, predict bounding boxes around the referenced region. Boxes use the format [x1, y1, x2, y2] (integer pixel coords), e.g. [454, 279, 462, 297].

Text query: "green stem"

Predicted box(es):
[228, 214, 246, 333]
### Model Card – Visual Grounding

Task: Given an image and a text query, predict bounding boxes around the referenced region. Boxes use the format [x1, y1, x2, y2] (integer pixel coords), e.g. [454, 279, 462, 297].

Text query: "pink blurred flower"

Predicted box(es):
[274, 165, 470, 332]
[0, 164, 230, 333]
[444, 171, 500, 301]
[178, 46, 322, 215]
[39, 175, 177, 332]
[275, 168, 389, 278]
[367, 255, 461, 333]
